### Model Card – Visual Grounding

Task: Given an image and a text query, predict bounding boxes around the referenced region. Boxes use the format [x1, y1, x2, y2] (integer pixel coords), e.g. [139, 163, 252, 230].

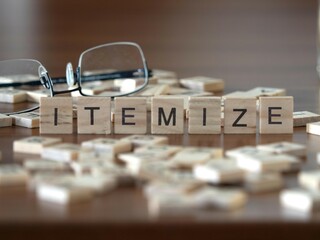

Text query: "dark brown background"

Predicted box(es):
[0, 0, 320, 239]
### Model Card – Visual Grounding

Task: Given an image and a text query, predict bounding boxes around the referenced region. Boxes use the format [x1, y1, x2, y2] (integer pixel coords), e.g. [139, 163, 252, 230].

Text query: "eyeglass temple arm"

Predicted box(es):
[76, 68, 153, 83]
[0, 69, 153, 88]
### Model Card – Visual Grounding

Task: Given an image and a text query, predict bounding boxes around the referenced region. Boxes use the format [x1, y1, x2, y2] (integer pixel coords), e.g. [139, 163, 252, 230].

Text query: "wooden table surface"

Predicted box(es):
[0, 0, 320, 239]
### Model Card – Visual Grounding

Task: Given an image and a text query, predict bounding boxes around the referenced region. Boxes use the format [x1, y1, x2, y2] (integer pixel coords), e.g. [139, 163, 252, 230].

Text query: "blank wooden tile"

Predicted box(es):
[134, 145, 182, 157]
[298, 170, 320, 191]
[193, 159, 245, 184]
[81, 137, 132, 156]
[193, 187, 247, 210]
[280, 188, 320, 212]
[121, 135, 169, 147]
[224, 98, 256, 134]
[0, 114, 12, 127]
[180, 76, 224, 92]
[42, 143, 82, 162]
[259, 96, 293, 134]
[36, 179, 93, 205]
[77, 97, 111, 134]
[169, 147, 223, 169]
[13, 136, 62, 154]
[244, 172, 283, 193]
[70, 175, 117, 195]
[293, 111, 320, 127]
[147, 193, 195, 217]
[40, 97, 73, 134]
[114, 97, 147, 134]
[27, 89, 50, 103]
[135, 84, 170, 97]
[245, 87, 286, 98]
[152, 69, 177, 79]
[151, 97, 184, 134]
[235, 151, 297, 173]
[257, 141, 306, 157]
[188, 97, 221, 134]
[11, 112, 40, 128]
[0, 164, 29, 186]
[0, 88, 27, 103]
[23, 159, 69, 172]
[306, 121, 320, 136]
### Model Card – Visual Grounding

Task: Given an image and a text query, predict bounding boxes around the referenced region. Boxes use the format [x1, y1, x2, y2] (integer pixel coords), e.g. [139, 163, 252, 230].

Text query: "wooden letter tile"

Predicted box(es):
[77, 97, 111, 134]
[188, 96, 221, 134]
[259, 96, 293, 134]
[224, 97, 256, 134]
[114, 97, 147, 134]
[40, 97, 73, 134]
[151, 97, 184, 134]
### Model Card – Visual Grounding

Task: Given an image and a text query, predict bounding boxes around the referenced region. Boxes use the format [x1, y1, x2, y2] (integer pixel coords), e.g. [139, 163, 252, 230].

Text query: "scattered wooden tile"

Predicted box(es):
[41, 143, 82, 162]
[293, 111, 320, 127]
[169, 147, 223, 169]
[13, 136, 62, 154]
[244, 172, 283, 193]
[11, 112, 40, 128]
[151, 97, 184, 134]
[180, 76, 224, 92]
[259, 96, 293, 134]
[298, 170, 320, 191]
[234, 151, 296, 173]
[77, 96, 111, 134]
[135, 84, 170, 97]
[81, 138, 132, 156]
[0, 164, 29, 186]
[36, 179, 93, 205]
[134, 145, 182, 157]
[257, 141, 306, 157]
[0, 113, 12, 127]
[224, 97, 257, 134]
[307, 121, 320, 136]
[280, 188, 320, 212]
[193, 187, 247, 210]
[23, 159, 70, 172]
[188, 96, 221, 134]
[152, 69, 177, 79]
[114, 97, 147, 134]
[27, 89, 51, 103]
[0, 88, 27, 103]
[40, 97, 73, 134]
[148, 193, 195, 217]
[121, 135, 168, 148]
[193, 159, 245, 184]
[245, 87, 286, 98]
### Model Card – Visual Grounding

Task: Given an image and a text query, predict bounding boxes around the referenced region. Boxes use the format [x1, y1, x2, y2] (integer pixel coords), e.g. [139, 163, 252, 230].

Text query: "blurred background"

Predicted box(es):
[0, 0, 317, 90]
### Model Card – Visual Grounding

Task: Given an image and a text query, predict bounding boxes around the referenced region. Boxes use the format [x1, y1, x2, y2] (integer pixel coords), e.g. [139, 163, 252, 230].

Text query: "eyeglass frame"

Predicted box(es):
[0, 42, 151, 115]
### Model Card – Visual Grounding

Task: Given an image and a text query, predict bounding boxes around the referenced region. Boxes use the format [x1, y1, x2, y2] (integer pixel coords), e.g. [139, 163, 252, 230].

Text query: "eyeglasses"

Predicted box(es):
[0, 42, 151, 115]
